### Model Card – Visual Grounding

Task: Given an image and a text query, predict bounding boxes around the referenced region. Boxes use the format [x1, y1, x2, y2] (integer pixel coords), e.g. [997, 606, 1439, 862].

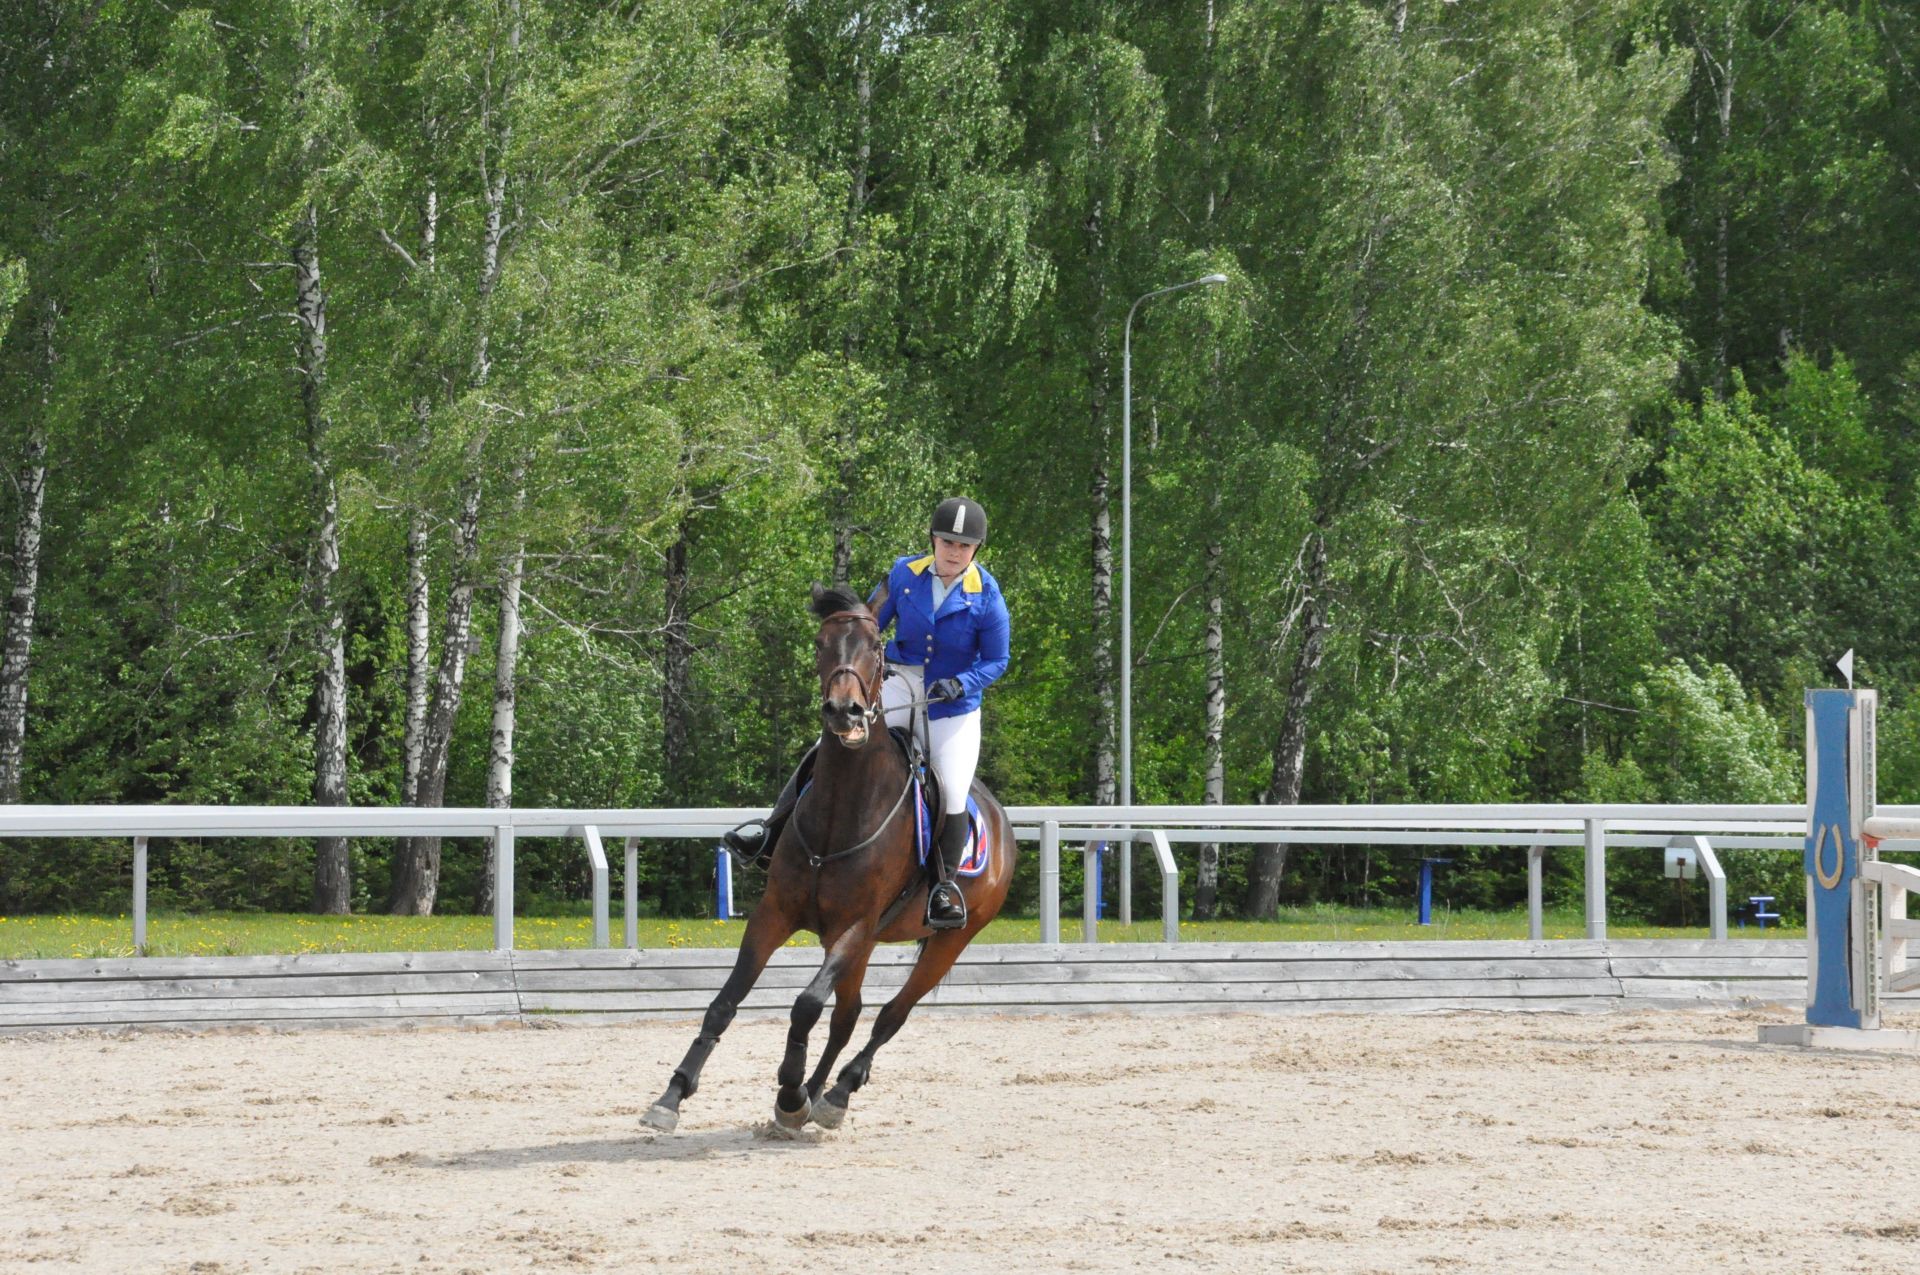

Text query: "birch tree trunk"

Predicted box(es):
[1244, 526, 1329, 918]
[661, 510, 695, 798]
[830, 11, 873, 591]
[1194, 0, 1225, 919]
[294, 199, 352, 915]
[400, 180, 438, 810]
[479, 478, 525, 916]
[1710, 8, 1736, 393]
[0, 297, 54, 804]
[1085, 64, 1117, 808]
[394, 10, 518, 913]
[401, 501, 431, 808]
[1089, 331, 1117, 809]
[1198, 530, 1226, 918]
[390, 457, 481, 915]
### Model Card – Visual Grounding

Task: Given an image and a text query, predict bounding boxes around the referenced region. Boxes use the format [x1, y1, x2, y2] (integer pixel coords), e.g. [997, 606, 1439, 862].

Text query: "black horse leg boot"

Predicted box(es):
[722, 744, 818, 868]
[926, 813, 970, 930]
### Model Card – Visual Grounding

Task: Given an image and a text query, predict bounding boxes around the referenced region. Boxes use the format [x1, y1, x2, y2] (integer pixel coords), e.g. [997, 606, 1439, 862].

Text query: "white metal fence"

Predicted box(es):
[10, 801, 1918, 952]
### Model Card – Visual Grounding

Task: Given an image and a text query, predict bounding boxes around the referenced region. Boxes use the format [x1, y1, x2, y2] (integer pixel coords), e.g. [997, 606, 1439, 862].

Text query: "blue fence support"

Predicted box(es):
[1417, 858, 1452, 925]
[714, 845, 733, 920]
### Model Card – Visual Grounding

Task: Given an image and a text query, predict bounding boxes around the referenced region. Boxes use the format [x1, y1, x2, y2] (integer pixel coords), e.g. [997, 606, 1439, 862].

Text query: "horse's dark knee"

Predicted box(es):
[702, 998, 739, 1038]
[789, 988, 828, 1035]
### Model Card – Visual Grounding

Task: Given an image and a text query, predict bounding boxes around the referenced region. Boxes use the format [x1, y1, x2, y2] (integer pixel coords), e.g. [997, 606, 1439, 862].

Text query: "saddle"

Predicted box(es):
[891, 724, 988, 877]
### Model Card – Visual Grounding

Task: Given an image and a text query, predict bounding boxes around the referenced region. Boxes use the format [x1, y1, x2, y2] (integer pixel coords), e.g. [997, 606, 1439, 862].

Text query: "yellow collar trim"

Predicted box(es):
[910, 557, 982, 594]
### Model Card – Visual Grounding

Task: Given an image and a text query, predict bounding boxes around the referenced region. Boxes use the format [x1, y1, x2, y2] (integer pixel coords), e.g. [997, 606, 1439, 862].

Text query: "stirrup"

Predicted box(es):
[722, 821, 771, 868]
[926, 881, 967, 930]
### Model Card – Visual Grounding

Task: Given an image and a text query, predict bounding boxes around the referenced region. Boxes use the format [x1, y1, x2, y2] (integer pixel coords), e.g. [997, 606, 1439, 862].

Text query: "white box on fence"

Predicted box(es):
[1665, 843, 1698, 880]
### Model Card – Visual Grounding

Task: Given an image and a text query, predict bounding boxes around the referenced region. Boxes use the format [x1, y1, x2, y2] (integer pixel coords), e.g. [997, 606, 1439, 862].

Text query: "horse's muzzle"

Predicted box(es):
[822, 699, 873, 746]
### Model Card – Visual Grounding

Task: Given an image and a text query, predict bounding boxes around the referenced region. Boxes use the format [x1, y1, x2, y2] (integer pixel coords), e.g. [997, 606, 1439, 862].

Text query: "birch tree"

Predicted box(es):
[0, 1, 126, 804]
[1016, 3, 1163, 809]
[1221, 0, 1684, 914]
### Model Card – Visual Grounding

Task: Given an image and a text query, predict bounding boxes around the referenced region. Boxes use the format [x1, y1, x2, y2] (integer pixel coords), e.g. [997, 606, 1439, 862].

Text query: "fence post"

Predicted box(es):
[1149, 830, 1179, 944]
[582, 826, 609, 949]
[714, 846, 732, 920]
[1690, 836, 1728, 940]
[624, 836, 639, 950]
[132, 836, 148, 955]
[1583, 818, 1607, 940]
[1082, 842, 1100, 943]
[1039, 821, 1060, 945]
[1118, 840, 1132, 928]
[1527, 845, 1543, 941]
[493, 823, 515, 952]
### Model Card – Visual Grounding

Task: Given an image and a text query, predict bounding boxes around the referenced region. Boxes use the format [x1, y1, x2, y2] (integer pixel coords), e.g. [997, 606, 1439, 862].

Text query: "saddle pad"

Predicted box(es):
[794, 777, 988, 876]
[915, 782, 990, 877]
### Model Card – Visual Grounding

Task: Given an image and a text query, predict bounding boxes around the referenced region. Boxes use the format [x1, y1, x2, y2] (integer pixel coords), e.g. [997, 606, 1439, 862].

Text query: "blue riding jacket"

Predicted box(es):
[870, 554, 1010, 721]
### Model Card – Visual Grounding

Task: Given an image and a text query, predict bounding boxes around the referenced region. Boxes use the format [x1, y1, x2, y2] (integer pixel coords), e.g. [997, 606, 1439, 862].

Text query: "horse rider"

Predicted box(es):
[722, 497, 1011, 929]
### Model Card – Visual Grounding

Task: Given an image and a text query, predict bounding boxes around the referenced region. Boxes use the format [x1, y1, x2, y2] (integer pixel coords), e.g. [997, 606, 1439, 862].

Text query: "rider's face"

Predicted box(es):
[931, 535, 977, 580]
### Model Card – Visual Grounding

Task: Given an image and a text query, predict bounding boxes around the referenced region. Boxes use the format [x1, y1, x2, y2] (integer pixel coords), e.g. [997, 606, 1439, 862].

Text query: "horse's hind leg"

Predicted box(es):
[815, 929, 967, 1127]
[773, 923, 872, 1129]
[642, 907, 794, 1133]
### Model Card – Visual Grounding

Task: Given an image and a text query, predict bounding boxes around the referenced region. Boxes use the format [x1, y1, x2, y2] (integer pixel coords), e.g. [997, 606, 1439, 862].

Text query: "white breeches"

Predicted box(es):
[881, 664, 980, 815]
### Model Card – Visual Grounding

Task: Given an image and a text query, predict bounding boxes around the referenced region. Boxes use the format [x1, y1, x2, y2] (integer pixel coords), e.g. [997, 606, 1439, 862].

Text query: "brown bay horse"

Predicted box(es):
[642, 582, 1016, 1133]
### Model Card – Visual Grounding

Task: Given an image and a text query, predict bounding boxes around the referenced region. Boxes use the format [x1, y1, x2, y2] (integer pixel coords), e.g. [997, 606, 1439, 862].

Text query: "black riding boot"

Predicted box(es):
[722, 744, 817, 868]
[926, 813, 970, 930]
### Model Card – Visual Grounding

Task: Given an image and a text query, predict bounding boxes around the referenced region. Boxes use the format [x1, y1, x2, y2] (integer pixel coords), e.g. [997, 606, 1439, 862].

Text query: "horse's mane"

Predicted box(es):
[810, 583, 868, 622]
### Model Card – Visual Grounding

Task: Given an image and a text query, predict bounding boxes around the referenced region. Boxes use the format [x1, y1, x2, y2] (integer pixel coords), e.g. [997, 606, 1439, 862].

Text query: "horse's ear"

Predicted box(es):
[809, 581, 829, 608]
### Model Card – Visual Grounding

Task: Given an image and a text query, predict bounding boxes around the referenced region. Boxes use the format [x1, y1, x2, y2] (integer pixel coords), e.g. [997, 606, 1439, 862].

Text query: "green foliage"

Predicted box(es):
[0, 0, 1917, 922]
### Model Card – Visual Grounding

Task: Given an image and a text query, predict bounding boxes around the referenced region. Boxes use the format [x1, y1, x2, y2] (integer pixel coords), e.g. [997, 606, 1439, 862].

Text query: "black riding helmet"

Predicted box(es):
[930, 496, 987, 546]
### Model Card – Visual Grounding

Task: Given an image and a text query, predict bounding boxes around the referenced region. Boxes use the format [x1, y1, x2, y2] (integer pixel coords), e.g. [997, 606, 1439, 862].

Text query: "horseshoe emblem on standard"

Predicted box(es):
[1813, 822, 1845, 890]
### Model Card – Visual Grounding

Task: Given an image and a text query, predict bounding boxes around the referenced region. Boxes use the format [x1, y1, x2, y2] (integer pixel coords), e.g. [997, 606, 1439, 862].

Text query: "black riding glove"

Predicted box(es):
[928, 677, 965, 703]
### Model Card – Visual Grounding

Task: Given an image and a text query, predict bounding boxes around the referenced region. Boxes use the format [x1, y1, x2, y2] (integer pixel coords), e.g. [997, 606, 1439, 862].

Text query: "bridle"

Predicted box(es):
[797, 608, 913, 868]
[819, 610, 883, 726]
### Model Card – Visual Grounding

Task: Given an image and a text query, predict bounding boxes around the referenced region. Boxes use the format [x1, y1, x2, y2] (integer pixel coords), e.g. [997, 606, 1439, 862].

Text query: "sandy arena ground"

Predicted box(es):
[3, 1007, 1918, 1274]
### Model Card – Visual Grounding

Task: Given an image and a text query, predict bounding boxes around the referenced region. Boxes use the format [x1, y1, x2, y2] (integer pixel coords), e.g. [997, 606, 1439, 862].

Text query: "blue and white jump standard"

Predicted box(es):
[1760, 687, 1920, 1050]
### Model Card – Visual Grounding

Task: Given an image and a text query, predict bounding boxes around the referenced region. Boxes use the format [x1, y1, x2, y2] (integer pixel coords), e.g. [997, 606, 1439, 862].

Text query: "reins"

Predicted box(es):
[790, 757, 916, 869]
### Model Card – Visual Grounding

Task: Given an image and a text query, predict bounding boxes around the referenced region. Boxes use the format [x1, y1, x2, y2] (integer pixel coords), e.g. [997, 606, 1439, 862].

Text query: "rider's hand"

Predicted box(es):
[928, 677, 965, 703]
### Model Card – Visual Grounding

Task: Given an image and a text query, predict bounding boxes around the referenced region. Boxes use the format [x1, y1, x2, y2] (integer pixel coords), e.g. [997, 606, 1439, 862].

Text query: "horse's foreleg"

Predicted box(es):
[642, 907, 793, 1133]
[774, 923, 871, 1129]
[817, 929, 967, 1126]
[802, 948, 873, 1118]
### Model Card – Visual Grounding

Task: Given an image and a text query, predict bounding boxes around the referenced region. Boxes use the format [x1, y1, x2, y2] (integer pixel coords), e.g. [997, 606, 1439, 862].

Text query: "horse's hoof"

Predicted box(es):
[811, 1096, 847, 1130]
[773, 1094, 811, 1130]
[640, 1104, 679, 1133]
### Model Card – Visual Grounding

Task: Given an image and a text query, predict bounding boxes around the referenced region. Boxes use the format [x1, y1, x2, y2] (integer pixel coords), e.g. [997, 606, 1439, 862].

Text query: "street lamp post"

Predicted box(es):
[1118, 272, 1227, 919]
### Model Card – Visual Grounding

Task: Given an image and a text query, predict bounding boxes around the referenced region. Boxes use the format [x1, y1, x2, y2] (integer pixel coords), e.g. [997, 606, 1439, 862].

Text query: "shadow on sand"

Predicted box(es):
[429, 1121, 836, 1170]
